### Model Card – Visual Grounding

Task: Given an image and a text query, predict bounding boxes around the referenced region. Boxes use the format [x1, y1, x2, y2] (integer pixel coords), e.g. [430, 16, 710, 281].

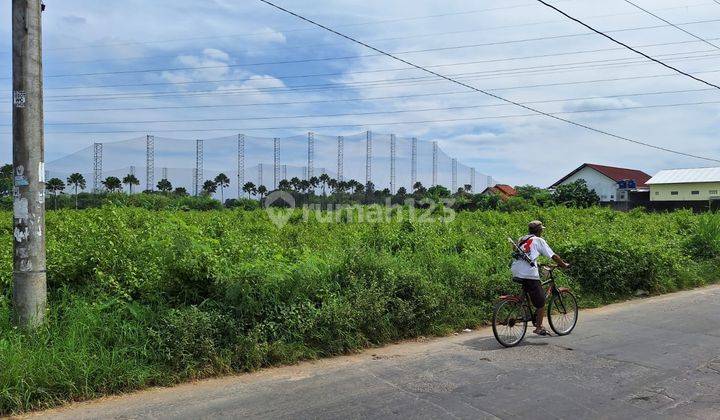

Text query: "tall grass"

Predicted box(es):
[0, 207, 718, 413]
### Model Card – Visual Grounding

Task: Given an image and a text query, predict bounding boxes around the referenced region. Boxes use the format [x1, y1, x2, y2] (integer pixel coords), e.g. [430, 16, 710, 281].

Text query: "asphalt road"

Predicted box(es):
[27, 285, 720, 420]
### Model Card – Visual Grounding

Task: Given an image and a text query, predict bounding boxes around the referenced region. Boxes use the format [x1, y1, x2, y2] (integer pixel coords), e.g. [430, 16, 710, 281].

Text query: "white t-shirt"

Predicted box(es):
[510, 235, 555, 280]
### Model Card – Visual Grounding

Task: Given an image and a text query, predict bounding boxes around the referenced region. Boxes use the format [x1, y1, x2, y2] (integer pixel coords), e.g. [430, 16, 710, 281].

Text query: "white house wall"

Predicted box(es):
[559, 167, 621, 202]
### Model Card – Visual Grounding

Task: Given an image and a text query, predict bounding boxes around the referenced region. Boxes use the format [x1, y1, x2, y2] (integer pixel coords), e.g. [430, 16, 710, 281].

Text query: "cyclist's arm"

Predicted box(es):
[552, 254, 570, 268]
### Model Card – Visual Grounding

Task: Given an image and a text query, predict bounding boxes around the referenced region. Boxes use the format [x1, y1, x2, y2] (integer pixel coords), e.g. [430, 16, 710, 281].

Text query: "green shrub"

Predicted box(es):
[0, 207, 718, 414]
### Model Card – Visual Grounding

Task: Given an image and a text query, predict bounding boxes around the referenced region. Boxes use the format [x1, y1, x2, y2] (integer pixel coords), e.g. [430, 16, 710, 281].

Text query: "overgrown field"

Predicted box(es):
[1, 207, 719, 413]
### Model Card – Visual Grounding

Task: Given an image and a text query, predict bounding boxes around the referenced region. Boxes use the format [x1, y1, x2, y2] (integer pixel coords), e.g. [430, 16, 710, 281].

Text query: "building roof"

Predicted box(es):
[494, 184, 517, 196]
[550, 163, 652, 188]
[481, 184, 517, 198]
[646, 167, 720, 185]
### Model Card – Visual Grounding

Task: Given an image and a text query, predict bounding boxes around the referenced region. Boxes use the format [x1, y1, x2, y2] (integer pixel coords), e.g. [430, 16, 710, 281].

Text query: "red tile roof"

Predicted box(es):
[494, 184, 517, 196]
[481, 184, 517, 199]
[551, 163, 651, 188]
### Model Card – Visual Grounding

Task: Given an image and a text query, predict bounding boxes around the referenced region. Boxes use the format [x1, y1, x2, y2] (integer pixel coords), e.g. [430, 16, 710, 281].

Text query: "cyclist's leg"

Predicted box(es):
[522, 279, 547, 333]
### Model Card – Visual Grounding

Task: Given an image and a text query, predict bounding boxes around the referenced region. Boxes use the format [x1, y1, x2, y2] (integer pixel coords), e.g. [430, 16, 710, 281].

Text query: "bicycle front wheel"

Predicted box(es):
[492, 300, 527, 347]
[547, 290, 578, 335]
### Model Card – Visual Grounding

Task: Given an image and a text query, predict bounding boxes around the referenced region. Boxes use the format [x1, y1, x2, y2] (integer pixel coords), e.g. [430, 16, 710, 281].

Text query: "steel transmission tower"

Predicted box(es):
[451, 158, 457, 192]
[194, 139, 203, 196]
[432, 141, 438, 186]
[411, 137, 417, 188]
[237, 134, 245, 197]
[337, 136, 344, 181]
[307, 132, 314, 180]
[273, 137, 280, 189]
[365, 130, 372, 185]
[258, 163, 264, 187]
[93, 142, 103, 193]
[282, 164, 287, 181]
[145, 135, 154, 191]
[390, 134, 396, 193]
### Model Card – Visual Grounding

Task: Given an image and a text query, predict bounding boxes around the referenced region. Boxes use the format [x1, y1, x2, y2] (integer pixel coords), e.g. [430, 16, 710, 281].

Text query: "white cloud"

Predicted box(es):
[4, 0, 720, 189]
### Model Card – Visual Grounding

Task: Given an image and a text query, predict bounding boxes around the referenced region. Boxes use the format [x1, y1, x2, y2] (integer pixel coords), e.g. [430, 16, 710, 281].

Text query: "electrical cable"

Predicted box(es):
[31, 45, 720, 92]
[623, 0, 720, 50]
[13, 98, 720, 127]
[38, 67, 720, 103]
[536, 0, 720, 90]
[4, 16, 720, 80]
[248, 0, 720, 163]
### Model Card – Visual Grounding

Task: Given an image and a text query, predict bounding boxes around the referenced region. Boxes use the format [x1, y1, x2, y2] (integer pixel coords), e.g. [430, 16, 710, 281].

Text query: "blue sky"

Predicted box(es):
[2, 0, 720, 189]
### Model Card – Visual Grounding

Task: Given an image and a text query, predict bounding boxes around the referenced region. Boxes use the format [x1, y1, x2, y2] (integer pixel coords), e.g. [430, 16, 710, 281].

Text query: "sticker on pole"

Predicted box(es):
[13, 91, 27, 108]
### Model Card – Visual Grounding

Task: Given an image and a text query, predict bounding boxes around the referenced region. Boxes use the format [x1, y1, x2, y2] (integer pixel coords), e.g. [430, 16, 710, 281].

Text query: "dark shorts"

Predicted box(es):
[513, 277, 546, 308]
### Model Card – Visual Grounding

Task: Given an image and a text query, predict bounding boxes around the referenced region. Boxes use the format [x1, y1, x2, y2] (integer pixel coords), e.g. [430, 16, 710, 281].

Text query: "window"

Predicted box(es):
[654, 191, 660, 196]
[671, 191, 679, 196]
[710, 190, 718, 195]
[610, 195, 614, 199]
[691, 191, 700, 195]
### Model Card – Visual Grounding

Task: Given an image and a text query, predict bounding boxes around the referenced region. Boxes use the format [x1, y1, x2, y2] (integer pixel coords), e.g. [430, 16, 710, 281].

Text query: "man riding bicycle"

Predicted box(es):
[511, 220, 569, 336]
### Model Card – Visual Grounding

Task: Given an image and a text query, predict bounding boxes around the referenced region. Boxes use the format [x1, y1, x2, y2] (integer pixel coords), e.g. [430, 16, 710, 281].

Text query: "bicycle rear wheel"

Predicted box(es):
[492, 300, 527, 347]
[547, 290, 578, 335]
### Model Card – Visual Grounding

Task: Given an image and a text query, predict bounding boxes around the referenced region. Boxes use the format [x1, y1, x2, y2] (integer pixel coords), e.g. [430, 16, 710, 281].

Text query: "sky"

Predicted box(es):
[2, 0, 720, 190]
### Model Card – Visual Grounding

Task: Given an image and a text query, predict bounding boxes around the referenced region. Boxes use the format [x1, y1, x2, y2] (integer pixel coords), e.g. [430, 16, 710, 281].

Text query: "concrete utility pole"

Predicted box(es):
[12, 0, 46, 327]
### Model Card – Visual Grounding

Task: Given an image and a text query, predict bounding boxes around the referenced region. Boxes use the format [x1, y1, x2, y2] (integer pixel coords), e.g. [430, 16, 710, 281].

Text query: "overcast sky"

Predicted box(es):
[2, 0, 720, 188]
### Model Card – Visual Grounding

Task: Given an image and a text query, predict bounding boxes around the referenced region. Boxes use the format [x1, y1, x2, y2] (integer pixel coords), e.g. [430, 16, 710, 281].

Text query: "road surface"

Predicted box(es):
[27, 285, 720, 419]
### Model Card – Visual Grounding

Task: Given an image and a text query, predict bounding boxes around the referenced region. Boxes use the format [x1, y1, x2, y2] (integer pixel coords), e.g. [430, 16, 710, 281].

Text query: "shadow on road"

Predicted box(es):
[461, 336, 550, 351]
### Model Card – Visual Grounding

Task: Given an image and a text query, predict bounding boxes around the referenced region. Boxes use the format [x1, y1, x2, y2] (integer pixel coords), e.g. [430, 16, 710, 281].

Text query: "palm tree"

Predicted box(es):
[157, 178, 172, 193]
[122, 173, 140, 194]
[309, 176, 319, 194]
[214, 173, 230, 202]
[66, 173, 86, 209]
[257, 185, 268, 200]
[46, 178, 65, 209]
[278, 179, 291, 191]
[300, 179, 310, 203]
[413, 181, 424, 192]
[319, 173, 330, 196]
[202, 180, 217, 196]
[290, 177, 301, 193]
[174, 187, 189, 196]
[102, 176, 122, 192]
[242, 182, 257, 199]
[328, 178, 338, 194]
[354, 182, 365, 195]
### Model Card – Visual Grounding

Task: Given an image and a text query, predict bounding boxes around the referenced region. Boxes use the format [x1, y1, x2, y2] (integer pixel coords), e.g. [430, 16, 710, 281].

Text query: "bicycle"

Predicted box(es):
[492, 265, 578, 347]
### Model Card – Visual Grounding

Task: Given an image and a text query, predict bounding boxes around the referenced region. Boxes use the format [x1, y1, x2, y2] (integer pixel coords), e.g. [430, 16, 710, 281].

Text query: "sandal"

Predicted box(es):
[533, 327, 550, 336]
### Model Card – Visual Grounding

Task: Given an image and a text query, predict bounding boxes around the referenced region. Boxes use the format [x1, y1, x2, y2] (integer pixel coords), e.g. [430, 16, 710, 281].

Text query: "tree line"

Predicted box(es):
[1, 163, 601, 211]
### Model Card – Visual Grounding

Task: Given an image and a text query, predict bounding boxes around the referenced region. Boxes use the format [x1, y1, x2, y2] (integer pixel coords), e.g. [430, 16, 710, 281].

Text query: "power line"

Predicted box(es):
[15, 98, 720, 127]
[30, 45, 720, 92]
[6, 100, 720, 135]
[38, 66, 720, 103]
[5, 16, 720, 81]
[623, 0, 720, 50]
[246, 0, 720, 163]
[1, 2, 555, 54]
[28, 2, 720, 67]
[536, 0, 720, 91]
[2, 86, 713, 115]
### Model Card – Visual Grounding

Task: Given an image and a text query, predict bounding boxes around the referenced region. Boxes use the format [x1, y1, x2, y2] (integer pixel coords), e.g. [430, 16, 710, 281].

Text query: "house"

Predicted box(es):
[646, 167, 720, 202]
[550, 163, 651, 202]
[480, 184, 517, 200]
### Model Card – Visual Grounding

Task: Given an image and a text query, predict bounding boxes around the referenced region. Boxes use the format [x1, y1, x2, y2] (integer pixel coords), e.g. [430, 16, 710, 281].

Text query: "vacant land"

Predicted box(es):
[1, 207, 719, 414]
[30, 285, 720, 419]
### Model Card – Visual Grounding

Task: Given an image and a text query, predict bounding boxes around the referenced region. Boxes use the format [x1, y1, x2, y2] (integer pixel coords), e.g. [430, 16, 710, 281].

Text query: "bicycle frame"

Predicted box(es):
[500, 266, 572, 322]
